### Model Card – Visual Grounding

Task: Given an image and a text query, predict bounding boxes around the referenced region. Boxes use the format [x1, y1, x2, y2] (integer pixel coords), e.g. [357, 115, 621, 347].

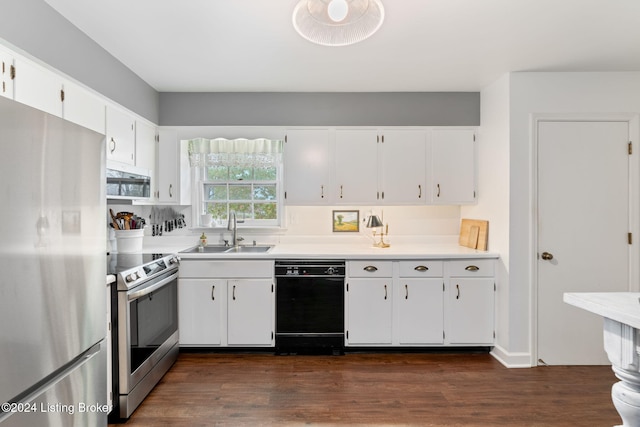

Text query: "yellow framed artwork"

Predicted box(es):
[332, 210, 359, 232]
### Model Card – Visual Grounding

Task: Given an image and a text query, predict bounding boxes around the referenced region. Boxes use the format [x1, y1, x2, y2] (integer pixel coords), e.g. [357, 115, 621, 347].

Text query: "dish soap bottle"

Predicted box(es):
[199, 232, 207, 247]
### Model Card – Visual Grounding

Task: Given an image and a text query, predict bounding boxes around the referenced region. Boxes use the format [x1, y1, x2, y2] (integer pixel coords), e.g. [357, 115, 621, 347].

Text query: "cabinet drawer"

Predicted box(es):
[348, 261, 393, 277]
[447, 259, 494, 277]
[399, 261, 443, 277]
[179, 260, 274, 278]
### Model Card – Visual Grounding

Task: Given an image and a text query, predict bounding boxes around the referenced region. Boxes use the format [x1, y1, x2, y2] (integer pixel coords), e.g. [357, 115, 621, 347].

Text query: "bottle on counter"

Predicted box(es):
[199, 232, 207, 247]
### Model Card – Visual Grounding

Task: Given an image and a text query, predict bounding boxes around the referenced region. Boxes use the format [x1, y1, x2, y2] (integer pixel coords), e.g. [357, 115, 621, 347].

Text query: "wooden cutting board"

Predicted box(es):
[459, 219, 488, 250]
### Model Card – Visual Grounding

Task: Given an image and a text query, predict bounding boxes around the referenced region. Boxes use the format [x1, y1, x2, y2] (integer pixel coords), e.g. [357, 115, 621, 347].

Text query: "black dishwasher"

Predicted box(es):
[275, 260, 345, 355]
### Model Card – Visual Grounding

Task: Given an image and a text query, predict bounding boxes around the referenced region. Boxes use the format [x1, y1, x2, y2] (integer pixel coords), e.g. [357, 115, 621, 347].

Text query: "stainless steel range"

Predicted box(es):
[108, 253, 180, 421]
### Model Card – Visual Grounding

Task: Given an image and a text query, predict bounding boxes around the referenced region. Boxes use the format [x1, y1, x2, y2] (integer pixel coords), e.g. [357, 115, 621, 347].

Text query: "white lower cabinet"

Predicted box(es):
[227, 279, 274, 345]
[398, 278, 444, 345]
[178, 279, 224, 346]
[346, 258, 495, 348]
[448, 278, 494, 344]
[446, 259, 495, 345]
[178, 260, 274, 347]
[346, 278, 393, 345]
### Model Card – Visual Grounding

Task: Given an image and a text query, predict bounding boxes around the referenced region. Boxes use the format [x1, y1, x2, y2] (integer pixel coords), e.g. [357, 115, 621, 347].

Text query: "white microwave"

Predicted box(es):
[106, 161, 151, 201]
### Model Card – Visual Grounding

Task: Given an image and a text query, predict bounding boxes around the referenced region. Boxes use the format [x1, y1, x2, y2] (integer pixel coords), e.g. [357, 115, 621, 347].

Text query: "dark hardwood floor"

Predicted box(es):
[113, 351, 620, 426]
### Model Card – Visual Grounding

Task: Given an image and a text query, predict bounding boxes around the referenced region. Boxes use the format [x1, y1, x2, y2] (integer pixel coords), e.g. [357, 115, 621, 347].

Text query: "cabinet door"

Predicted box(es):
[431, 129, 476, 204]
[335, 130, 379, 204]
[0, 48, 14, 99]
[135, 121, 158, 201]
[106, 105, 135, 165]
[13, 57, 62, 117]
[178, 279, 224, 346]
[284, 129, 331, 204]
[448, 278, 494, 344]
[62, 80, 105, 134]
[346, 278, 392, 345]
[157, 129, 179, 203]
[380, 130, 427, 204]
[227, 279, 274, 346]
[398, 279, 444, 345]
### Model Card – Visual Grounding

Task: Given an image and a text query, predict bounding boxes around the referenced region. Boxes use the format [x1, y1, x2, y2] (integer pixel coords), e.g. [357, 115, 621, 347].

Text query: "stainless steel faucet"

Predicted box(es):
[227, 211, 244, 246]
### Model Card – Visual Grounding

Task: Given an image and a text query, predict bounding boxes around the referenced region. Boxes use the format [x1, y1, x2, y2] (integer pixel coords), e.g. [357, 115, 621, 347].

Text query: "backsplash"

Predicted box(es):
[107, 204, 462, 250]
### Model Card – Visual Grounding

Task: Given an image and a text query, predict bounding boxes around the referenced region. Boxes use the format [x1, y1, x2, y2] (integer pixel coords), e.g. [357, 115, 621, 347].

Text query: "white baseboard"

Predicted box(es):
[491, 345, 532, 368]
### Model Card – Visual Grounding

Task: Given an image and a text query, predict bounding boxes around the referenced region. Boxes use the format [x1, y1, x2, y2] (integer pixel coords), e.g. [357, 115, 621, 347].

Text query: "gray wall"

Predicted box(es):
[0, 1, 480, 127]
[159, 92, 480, 126]
[0, 0, 159, 123]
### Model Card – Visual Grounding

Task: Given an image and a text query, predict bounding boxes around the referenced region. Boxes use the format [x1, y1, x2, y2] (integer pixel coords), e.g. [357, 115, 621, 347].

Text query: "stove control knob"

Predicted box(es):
[126, 272, 138, 282]
[169, 256, 179, 265]
[326, 267, 337, 275]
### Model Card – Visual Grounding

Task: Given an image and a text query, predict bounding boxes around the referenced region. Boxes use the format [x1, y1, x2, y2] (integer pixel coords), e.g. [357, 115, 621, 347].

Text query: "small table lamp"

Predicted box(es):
[366, 214, 390, 248]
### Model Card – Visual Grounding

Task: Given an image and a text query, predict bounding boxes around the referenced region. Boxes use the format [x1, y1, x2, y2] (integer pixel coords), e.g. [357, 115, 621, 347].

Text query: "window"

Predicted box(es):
[187, 138, 284, 227]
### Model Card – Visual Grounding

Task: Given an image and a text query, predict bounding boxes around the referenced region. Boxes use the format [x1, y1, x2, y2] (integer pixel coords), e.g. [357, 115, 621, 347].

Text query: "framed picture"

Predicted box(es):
[332, 210, 359, 232]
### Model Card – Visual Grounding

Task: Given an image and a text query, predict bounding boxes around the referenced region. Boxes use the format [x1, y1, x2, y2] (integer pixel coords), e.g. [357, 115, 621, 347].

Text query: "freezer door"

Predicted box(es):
[0, 342, 107, 427]
[0, 96, 107, 405]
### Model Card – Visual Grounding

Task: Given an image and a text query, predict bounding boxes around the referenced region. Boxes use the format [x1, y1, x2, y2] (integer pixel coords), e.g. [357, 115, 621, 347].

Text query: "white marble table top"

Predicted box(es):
[564, 292, 640, 330]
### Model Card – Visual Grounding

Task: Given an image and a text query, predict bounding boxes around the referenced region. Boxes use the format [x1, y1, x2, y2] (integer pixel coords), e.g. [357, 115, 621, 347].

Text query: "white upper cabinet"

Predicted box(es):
[157, 129, 191, 205]
[61, 79, 105, 134]
[135, 120, 158, 201]
[334, 129, 379, 204]
[431, 129, 476, 204]
[379, 129, 427, 204]
[283, 129, 331, 204]
[106, 105, 135, 165]
[13, 57, 62, 117]
[0, 48, 14, 99]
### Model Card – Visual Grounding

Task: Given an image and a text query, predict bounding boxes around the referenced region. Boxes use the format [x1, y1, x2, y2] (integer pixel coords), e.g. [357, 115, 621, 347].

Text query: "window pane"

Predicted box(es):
[229, 203, 253, 220]
[229, 185, 252, 200]
[229, 167, 253, 181]
[254, 185, 277, 201]
[207, 166, 229, 181]
[254, 167, 277, 181]
[204, 184, 227, 200]
[255, 203, 277, 220]
[205, 203, 228, 220]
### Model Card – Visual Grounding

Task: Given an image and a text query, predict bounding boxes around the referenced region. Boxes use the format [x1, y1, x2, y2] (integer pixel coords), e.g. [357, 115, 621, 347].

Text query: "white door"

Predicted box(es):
[537, 120, 630, 365]
[283, 129, 331, 204]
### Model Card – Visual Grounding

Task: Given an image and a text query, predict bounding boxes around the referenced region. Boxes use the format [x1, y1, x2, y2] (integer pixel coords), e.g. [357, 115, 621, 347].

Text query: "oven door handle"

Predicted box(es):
[127, 271, 178, 301]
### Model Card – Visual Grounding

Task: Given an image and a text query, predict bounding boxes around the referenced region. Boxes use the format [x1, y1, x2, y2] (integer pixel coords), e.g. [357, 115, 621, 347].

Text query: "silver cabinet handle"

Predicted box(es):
[456, 284, 460, 299]
[414, 265, 429, 272]
[384, 284, 388, 300]
[211, 285, 215, 300]
[405, 284, 408, 300]
[465, 265, 480, 271]
[363, 265, 378, 273]
[109, 137, 116, 154]
[232, 285, 236, 300]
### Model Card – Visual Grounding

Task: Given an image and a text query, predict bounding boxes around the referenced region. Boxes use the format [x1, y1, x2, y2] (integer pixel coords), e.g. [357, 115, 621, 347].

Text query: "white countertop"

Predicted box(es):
[171, 243, 498, 260]
[564, 292, 640, 330]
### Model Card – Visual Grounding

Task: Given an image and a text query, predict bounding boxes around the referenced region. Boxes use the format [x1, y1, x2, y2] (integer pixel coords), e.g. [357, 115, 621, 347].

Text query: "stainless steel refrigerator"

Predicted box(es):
[0, 96, 107, 426]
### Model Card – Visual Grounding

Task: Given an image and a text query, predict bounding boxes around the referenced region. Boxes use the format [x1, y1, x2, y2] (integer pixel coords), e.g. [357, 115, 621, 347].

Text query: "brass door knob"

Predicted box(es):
[541, 252, 554, 260]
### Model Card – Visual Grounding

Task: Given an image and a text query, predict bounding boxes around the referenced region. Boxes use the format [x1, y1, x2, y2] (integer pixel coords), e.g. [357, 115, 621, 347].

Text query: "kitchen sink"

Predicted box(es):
[222, 245, 273, 253]
[180, 245, 273, 254]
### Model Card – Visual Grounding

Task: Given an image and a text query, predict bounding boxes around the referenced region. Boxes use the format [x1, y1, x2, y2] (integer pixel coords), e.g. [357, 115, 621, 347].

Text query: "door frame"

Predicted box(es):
[530, 113, 640, 366]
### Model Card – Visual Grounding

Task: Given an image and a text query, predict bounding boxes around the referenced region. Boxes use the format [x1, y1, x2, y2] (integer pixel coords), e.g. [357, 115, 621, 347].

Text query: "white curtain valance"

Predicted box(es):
[188, 138, 284, 168]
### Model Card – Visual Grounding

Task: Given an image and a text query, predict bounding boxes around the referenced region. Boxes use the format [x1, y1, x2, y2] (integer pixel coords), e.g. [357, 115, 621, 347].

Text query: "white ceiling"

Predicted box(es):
[44, 0, 640, 93]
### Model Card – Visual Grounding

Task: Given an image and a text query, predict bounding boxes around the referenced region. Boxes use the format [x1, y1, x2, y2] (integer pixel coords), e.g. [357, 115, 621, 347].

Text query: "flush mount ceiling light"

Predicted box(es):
[293, 0, 385, 47]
